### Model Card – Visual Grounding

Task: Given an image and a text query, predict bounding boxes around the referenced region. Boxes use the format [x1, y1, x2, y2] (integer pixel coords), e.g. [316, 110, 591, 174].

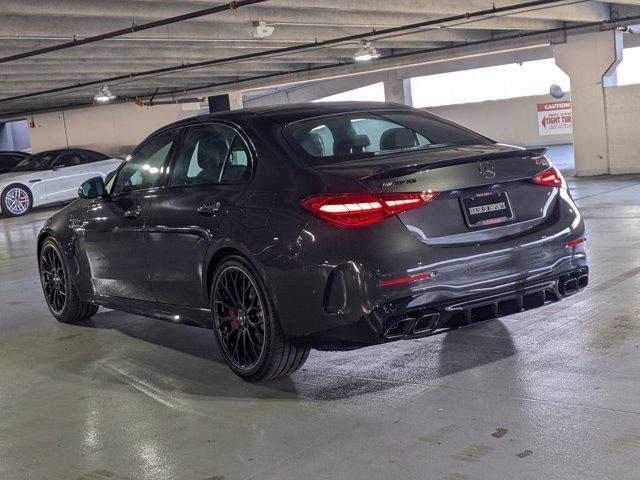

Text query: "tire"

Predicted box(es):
[39, 237, 99, 324]
[1, 184, 32, 217]
[210, 255, 309, 381]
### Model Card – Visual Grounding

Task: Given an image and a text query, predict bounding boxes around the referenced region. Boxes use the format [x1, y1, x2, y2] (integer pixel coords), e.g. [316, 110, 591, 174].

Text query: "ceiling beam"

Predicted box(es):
[0, 14, 492, 44]
[0, 0, 564, 31]
[247, 0, 611, 23]
[0, 62, 309, 76]
[167, 32, 565, 98]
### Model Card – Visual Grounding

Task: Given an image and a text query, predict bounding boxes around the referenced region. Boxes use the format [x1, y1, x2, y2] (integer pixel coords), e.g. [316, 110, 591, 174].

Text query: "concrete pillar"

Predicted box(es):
[555, 29, 623, 175]
[228, 91, 244, 110]
[383, 70, 413, 106]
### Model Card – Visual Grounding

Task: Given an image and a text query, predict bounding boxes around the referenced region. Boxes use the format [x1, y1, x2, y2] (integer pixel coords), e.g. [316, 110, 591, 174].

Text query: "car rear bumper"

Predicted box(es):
[265, 184, 586, 348]
[290, 265, 588, 350]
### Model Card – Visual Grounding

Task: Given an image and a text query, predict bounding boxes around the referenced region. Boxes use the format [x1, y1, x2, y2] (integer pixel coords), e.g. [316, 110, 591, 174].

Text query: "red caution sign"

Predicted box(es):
[537, 101, 572, 136]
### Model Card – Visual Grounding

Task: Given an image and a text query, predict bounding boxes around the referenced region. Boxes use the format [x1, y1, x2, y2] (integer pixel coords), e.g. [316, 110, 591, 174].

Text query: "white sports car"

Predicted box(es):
[0, 148, 122, 217]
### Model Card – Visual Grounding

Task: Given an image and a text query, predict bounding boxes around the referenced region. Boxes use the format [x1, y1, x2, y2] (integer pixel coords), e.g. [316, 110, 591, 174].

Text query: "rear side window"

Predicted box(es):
[170, 123, 251, 187]
[82, 150, 110, 163]
[285, 110, 489, 164]
[54, 152, 88, 167]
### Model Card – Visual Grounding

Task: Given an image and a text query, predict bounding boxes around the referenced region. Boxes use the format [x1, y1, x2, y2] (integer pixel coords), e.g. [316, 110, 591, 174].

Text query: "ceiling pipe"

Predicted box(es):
[148, 13, 640, 99]
[0, 0, 269, 65]
[0, 0, 580, 105]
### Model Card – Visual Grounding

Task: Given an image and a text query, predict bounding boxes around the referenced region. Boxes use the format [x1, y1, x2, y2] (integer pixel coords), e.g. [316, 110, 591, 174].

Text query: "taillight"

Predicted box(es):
[377, 272, 433, 287]
[300, 191, 438, 228]
[532, 164, 566, 188]
[565, 238, 586, 248]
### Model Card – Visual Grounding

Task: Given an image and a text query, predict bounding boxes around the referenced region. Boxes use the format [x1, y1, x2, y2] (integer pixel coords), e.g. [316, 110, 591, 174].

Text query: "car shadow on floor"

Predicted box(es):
[69, 308, 517, 402]
[437, 321, 518, 378]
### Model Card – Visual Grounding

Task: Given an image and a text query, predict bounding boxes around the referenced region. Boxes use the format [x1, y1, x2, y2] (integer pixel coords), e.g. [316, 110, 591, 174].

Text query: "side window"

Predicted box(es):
[0, 155, 13, 170]
[111, 130, 176, 195]
[54, 152, 87, 168]
[220, 136, 251, 183]
[170, 124, 250, 186]
[82, 151, 109, 163]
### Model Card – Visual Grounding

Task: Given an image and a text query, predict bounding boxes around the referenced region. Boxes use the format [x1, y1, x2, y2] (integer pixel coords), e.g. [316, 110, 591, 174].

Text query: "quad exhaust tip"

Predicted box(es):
[381, 312, 440, 340]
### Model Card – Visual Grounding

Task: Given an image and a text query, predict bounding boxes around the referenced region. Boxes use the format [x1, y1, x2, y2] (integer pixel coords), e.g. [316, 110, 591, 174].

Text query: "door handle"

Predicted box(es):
[124, 205, 143, 219]
[197, 202, 221, 215]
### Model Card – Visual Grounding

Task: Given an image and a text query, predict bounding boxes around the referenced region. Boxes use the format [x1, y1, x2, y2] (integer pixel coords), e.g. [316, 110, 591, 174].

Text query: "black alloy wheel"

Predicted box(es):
[39, 238, 98, 323]
[211, 256, 310, 381]
[40, 242, 66, 314]
[213, 264, 267, 372]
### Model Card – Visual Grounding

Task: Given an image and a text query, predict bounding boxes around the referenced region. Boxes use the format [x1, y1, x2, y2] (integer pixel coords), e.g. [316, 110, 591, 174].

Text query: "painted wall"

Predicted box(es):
[30, 102, 183, 157]
[426, 93, 573, 147]
[605, 83, 640, 174]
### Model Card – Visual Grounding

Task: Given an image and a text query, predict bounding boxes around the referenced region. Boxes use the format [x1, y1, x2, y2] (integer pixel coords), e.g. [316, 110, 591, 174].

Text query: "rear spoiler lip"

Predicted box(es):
[361, 146, 549, 182]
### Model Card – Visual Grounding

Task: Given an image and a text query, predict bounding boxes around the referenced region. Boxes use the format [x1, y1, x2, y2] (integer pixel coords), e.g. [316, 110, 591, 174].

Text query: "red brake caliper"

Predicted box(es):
[229, 309, 237, 329]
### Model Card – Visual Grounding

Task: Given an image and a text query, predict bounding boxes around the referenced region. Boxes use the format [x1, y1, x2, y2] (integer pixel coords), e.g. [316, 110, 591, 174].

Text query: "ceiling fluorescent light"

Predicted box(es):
[353, 41, 380, 62]
[94, 85, 116, 103]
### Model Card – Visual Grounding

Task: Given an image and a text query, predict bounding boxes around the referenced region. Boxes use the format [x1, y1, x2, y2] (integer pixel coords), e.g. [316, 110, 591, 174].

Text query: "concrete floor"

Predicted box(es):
[2, 172, 640, 480]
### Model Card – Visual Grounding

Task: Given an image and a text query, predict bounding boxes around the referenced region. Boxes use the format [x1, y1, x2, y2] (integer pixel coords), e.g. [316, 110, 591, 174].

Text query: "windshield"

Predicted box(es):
[11, 151, 60, 172]
[285, 110, 491, 164]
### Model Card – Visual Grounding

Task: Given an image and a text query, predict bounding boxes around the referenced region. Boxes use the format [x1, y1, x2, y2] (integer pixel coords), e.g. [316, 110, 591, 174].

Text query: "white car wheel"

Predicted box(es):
[2, 185, 31, 216]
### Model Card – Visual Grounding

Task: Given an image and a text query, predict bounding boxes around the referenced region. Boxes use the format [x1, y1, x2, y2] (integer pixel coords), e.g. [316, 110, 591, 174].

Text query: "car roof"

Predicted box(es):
[33, 148, 106, 156]
[159, 101, 415, 133]
[0, 150, 29, 155]
[31, 148, 67, 156]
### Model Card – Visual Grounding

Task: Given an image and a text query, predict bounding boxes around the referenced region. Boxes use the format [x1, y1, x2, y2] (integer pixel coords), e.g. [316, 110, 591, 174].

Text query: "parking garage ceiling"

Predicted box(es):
[1, 0, 640, 117]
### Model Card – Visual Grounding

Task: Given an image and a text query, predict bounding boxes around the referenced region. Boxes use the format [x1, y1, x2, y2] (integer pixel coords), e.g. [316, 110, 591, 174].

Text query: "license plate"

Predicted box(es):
[461, 191, 514, 228]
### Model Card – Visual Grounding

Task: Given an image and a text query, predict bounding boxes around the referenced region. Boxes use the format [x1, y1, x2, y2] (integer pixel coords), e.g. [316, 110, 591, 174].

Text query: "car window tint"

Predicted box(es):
[55, 152, 87, 167]
[0, 154, 19, 169]
[292, 117, 429, 159]
[112, 131, 176, 195]
[170, 124, 249, 187]
[220, 136, 251, 183]
[286, 110, 489, 164]
[82, 151, 109, 163]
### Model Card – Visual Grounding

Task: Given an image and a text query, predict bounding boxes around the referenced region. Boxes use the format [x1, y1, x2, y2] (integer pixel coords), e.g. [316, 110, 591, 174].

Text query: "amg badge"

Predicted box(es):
[380, 178, 417, 188]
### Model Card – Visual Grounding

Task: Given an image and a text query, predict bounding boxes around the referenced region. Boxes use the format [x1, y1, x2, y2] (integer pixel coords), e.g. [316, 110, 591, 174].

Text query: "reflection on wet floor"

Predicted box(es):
[1, 174, 640, 480]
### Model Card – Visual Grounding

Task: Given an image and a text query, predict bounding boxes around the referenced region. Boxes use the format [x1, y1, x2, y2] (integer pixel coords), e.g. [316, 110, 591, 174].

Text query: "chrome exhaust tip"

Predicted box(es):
[413, 312, 440, 334]
[381, 317, 416, 340]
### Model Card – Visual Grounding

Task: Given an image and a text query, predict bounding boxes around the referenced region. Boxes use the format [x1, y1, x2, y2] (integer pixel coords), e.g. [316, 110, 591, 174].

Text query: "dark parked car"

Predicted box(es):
[0, 151, 29, 174]
[37, 102, 588, 381]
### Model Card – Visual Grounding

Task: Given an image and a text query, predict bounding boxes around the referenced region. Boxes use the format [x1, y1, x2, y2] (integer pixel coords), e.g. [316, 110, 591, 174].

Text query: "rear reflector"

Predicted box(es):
[301, 192, 438, 228]
[565, 238, 586, 247]
[377, 272, 432, 287]
[532, 164, 566, 188]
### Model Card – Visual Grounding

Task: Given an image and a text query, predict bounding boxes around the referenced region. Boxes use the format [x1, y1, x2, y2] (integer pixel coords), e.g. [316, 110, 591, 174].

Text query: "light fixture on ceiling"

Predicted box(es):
[94, 85, 116, 103]
[353, 41, 380, 62]
[250, 21, 275, 38]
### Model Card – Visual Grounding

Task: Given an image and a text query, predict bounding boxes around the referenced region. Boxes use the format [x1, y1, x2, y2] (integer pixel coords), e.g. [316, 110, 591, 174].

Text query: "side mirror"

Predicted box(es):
[78, 176, 106, 200]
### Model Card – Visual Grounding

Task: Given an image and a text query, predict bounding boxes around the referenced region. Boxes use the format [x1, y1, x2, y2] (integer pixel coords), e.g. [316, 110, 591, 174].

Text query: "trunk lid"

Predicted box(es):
[314, 144, 558, 245]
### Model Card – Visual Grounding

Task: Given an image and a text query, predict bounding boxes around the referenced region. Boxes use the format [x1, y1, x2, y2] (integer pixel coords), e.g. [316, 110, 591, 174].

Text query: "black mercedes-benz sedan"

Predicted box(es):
[37, 102, 588, 381]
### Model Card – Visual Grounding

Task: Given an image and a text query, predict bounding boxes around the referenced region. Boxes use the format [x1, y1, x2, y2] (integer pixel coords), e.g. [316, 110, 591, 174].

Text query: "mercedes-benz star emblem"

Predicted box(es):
[478, 161, 496, 179]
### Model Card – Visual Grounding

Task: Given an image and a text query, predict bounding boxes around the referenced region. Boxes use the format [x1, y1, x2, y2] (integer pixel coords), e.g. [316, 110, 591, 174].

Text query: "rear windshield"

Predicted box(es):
[284, 110, 491, 164]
